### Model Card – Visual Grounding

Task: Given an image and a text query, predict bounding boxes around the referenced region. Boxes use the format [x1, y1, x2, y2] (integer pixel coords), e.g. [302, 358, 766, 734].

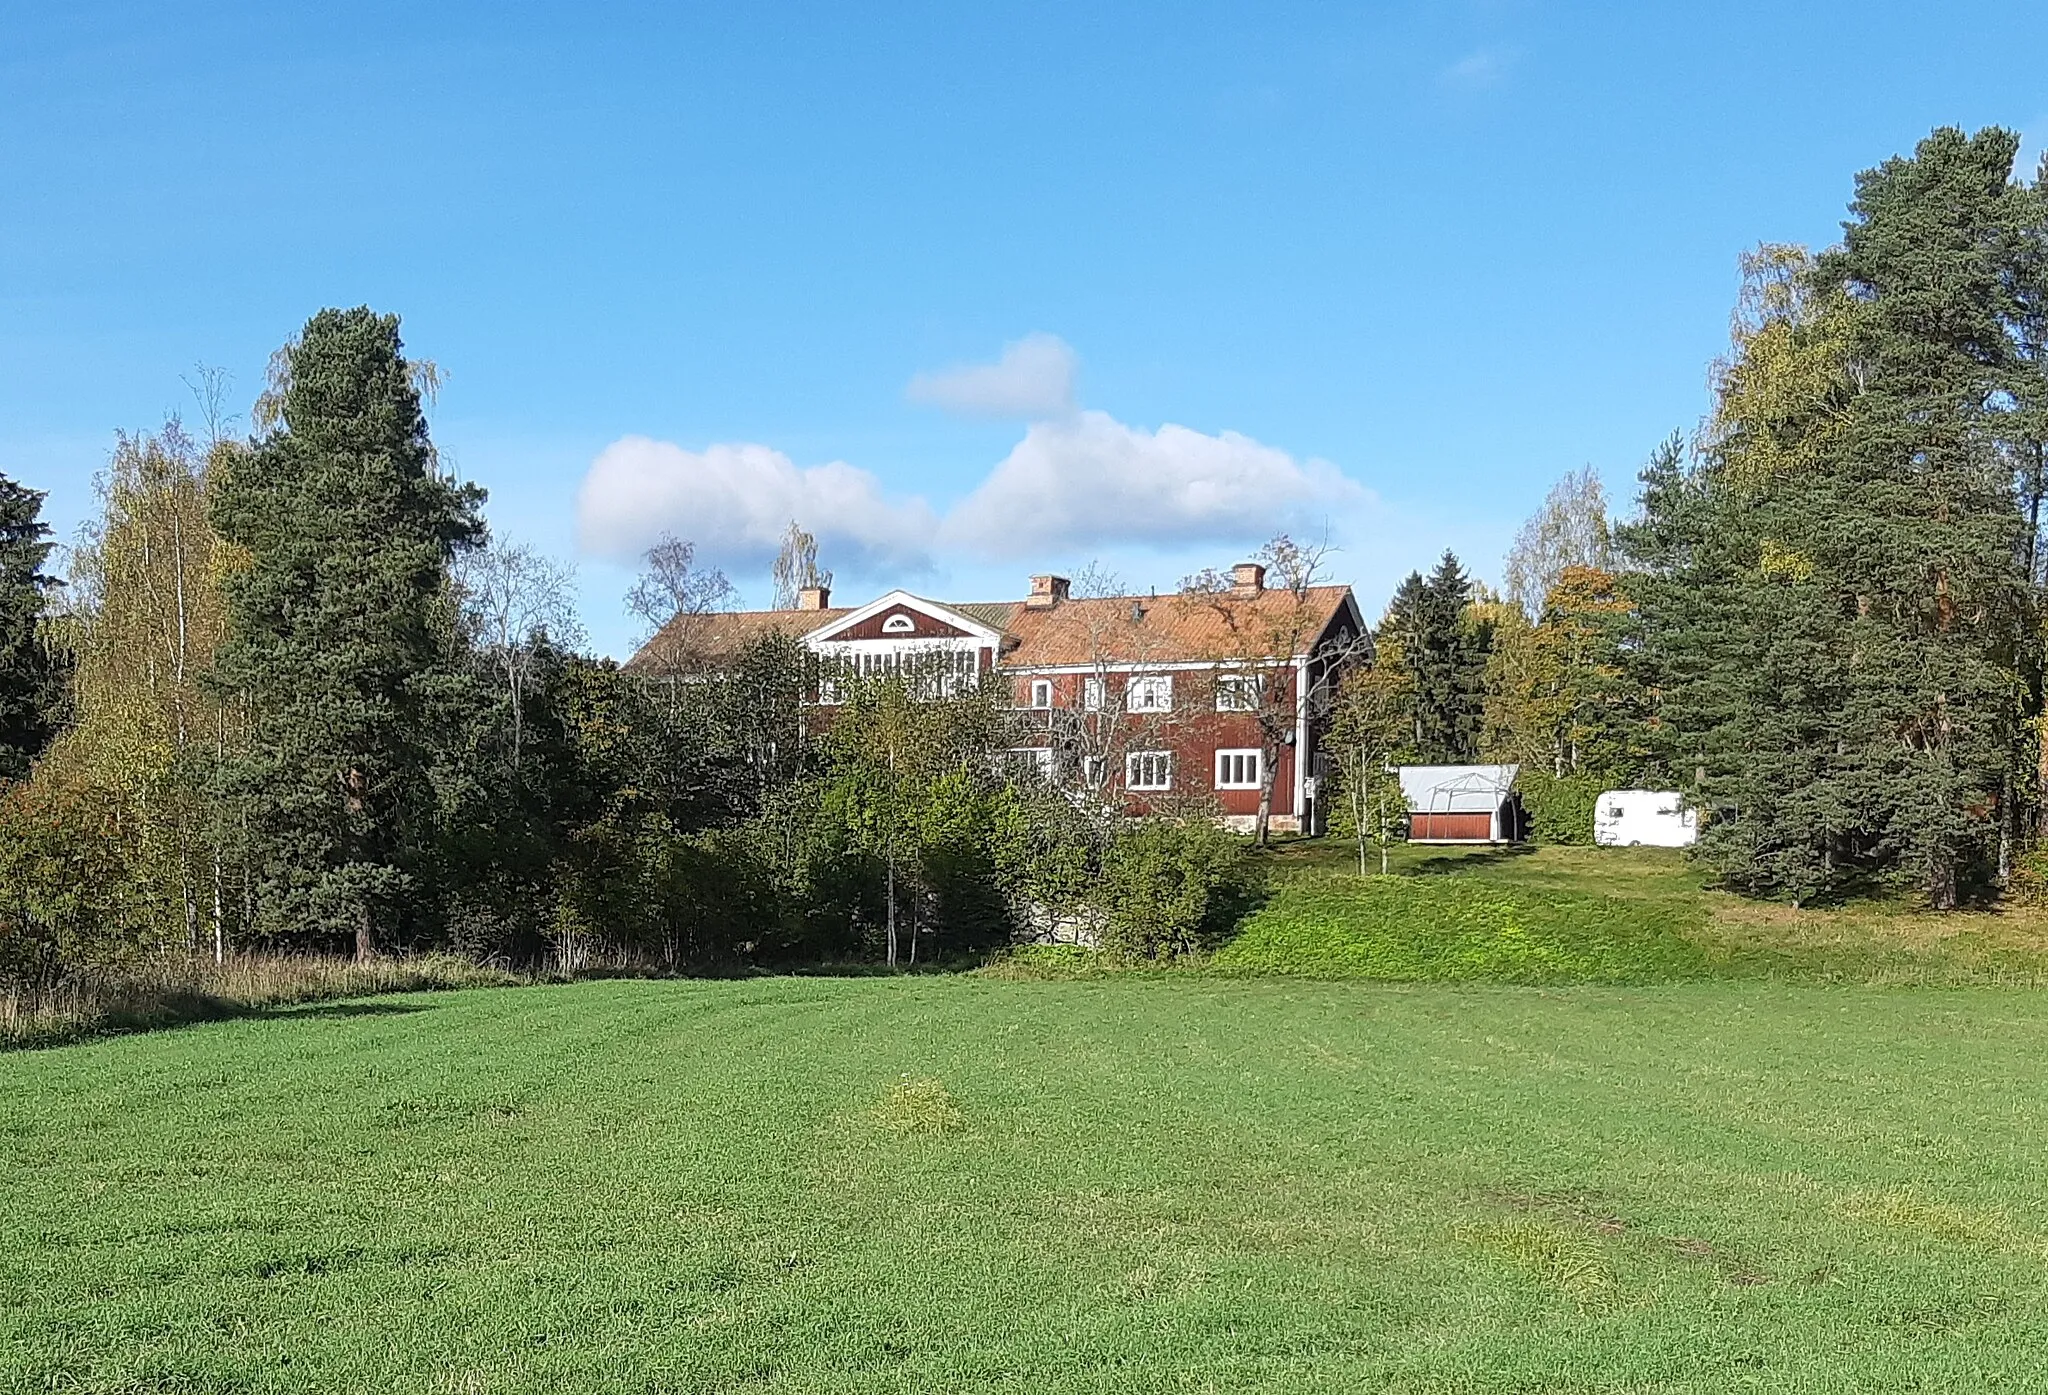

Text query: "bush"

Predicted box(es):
[0, 780, 157, 990]
[1211, 876, 1709, 983]
[1098, 818, 1253, 960]
[1517, 771, 1605, 846]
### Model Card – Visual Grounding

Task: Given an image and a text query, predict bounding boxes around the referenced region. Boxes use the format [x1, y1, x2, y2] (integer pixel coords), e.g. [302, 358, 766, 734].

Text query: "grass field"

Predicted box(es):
[8, 973, 2048, 1393]
[1236, 842, 2048, 986]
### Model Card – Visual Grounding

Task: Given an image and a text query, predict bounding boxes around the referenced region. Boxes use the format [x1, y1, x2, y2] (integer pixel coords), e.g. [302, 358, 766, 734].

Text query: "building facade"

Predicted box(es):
[629, 565, 1369, 835]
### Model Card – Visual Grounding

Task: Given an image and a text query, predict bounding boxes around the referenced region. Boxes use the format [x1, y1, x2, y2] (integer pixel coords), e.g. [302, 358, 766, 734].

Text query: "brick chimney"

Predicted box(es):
[1231, 562, 1266, 596]
[1025, 574, 1071, 609]
[797, 584, 831, 610]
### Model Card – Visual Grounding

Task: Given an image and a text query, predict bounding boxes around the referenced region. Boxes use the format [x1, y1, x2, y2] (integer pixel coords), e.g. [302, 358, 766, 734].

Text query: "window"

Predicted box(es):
[882, 613, 916, 634]
[1215, 749, 1262, 789]
[1126, 751, 1173, 790]
[1083, 675, 1106, 711]
[1215, 674, 1261, 712]
[1029, 679, 1054, 709]
[1126, 674, 1173, 712]
[1006, 748, 1054, 782]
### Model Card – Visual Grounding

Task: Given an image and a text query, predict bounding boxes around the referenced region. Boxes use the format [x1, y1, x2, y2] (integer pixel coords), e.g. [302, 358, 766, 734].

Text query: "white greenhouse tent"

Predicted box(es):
[1593, 790, 1698, 848]
[1396, 764, 1524, 844]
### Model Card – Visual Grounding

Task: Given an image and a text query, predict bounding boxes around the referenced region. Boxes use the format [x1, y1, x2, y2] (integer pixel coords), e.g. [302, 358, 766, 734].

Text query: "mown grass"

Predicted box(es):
[6, 975, 2048, 1392]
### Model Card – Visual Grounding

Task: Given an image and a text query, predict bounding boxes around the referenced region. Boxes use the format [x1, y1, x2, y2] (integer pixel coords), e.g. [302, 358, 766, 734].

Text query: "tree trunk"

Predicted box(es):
[1254, 741, 1279, 846]
[355, 905, 374, 963]
[212, 846, 226, 966]
[885, 847, 898, 968]
[1928, 850, 1958, 912]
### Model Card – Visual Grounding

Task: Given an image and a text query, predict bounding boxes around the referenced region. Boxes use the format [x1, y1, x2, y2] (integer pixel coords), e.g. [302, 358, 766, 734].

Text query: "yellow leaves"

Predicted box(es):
[1709, 243, 1859, 494]
[1757, 538, 1816, 583]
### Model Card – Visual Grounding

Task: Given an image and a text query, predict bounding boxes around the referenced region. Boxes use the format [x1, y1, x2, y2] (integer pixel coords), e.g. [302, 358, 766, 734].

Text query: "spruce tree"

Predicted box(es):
[210, 308, 484, 957]
[0, 470, 64, 780]
[1389, 552, 1488, 763]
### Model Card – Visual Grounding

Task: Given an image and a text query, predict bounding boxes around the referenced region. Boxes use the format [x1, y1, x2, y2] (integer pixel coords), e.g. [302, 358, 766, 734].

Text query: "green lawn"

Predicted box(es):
[7, 975, 2048, 1392]
[1241, 842, 2048, 986]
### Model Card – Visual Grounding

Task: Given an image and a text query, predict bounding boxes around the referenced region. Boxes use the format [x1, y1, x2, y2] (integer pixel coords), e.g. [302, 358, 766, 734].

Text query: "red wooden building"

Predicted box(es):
[629, 564, 1368, 834]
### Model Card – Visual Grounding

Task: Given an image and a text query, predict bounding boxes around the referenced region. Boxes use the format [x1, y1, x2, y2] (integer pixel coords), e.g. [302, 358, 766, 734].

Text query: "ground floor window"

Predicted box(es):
[1214, 748, 1262, 789]
[1126, 751, 1173, 790]
[1006, 747, 1054, 781]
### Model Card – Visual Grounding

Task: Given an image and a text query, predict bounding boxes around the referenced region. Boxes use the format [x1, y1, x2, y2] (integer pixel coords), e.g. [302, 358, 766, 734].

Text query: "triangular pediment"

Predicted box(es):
[804, 590, 1006, 647]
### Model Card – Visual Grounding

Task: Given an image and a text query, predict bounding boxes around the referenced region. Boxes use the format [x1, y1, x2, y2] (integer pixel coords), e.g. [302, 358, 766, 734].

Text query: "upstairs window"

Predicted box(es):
[1215, 749, 1262, 789]
[1083, 675, 1106, 711]
[1029, 678, 1054, 709]
[1126, 751, 1173, 790]
[1126, 674, 1173, 712]
[882, 613, 916, 634]
[1215, 674, 1261, 712]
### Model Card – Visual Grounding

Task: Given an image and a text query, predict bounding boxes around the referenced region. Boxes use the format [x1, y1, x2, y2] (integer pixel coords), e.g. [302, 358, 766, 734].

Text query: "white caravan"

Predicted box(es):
[1593, 790, 1697, 848]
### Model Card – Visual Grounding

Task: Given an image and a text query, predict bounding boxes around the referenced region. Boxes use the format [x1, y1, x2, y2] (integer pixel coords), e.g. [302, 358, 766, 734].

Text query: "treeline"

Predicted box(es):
[0, 311, 1245, 992]
[1330, 126, 2048, 908]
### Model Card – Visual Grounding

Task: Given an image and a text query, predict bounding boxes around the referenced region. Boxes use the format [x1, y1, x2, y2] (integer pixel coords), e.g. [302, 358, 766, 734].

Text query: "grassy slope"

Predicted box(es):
[1241, 842, 2048, 985]
[7, 977, 2048, 1393]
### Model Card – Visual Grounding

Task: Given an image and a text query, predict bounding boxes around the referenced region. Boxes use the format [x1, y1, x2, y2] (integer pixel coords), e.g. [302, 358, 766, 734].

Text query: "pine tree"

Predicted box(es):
[1625, 130, 2045, 907]
[0, 469, 65, 780]
[210, 308, 484, 957]
[1801, 127, 2036, 906]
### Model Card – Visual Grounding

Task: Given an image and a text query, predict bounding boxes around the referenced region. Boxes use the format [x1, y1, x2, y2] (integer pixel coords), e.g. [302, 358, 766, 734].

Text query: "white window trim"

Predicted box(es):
[1082, 675, 1106, 711]
[1216, 674, 1261, 712]
[1126, 750, 1173, 791]
[1126, 674, 1173, 713]
[1029, 678, 1054, 709]
[1215, 748, 1262, 789]
[1007, 747, 1055, 781]
[881, 613, 916, 633]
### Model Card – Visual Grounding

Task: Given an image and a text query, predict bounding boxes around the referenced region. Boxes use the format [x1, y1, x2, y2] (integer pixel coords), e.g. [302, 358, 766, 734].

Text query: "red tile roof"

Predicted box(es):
[624, 585, 1355, 672]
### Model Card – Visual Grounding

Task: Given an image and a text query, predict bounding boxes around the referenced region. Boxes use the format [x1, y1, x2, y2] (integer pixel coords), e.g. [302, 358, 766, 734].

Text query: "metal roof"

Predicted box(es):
[1396, 764, 1520, 814]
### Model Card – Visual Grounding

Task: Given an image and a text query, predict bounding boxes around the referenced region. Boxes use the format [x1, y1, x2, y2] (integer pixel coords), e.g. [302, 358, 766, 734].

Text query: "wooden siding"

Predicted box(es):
[826, 606, 972, 641]
[1408, 811, 1496, 842]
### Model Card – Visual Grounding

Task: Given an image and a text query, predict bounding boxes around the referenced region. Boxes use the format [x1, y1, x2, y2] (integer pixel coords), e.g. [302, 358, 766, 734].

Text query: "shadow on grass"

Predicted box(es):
[1404, 844, 1539, 877]
[6, 977, 472, 1052]
[259, 1001, 437, 1020]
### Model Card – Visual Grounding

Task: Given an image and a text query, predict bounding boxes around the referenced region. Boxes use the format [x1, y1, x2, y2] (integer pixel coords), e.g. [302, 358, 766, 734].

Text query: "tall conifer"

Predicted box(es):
[0, 470, 64, 779]
[1387, 552, 1489, 763]
[210, 308, 484, 956]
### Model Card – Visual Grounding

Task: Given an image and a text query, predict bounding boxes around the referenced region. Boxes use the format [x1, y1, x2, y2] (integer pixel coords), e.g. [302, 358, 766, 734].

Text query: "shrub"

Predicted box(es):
[1211, 875, 1709, 983]
[0, 779, 156, 990]
[1098, 818, 1252, 960]
[1517, 771, 1605, 846]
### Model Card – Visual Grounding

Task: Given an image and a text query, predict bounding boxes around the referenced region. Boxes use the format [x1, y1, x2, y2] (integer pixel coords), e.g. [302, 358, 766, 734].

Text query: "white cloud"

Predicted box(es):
[906, 332, 1077, 418]
[575, 436, 937, 568]
[939, 409, 1370, 557]
[1441, 48, 1512, 90]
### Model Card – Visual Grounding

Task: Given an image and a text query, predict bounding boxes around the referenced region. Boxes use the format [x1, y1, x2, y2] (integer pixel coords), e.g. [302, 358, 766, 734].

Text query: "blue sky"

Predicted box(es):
[6, 2, 2047, 658]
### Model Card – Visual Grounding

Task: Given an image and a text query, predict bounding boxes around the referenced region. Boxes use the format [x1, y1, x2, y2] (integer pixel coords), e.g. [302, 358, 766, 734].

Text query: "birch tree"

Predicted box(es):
[455, 541, 582, 773]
